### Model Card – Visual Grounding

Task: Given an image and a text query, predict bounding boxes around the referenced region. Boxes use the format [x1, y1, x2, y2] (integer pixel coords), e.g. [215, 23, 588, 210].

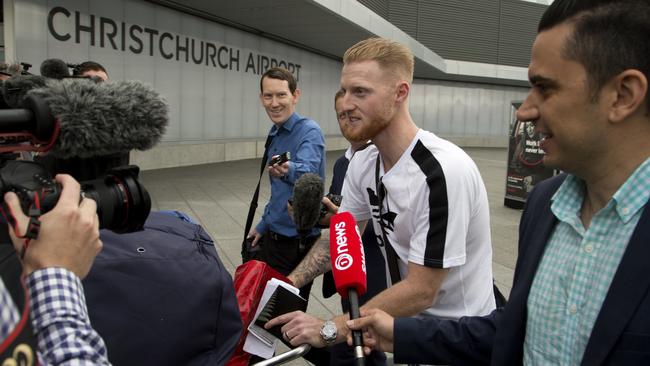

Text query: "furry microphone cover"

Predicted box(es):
[27, 79, 169, 158]
[2, 75, 48, 108]
[292, 173, 324, 234]
[39, 58, 71, 80]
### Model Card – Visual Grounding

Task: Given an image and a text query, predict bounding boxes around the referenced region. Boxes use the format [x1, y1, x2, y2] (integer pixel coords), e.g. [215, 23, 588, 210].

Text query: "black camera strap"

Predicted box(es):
[375, 155, 402, 286]
[242, 134, 274, 244]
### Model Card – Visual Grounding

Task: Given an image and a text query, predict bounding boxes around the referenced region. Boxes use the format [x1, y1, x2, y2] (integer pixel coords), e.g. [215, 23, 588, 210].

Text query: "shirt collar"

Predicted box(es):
[612, 156, 650, 223]
[551, 156, 650, 224]
[345, 146, 354, 160]
[347, 141, 372, 160]
[551, 174, 585, 228]
[270, 112, 301, 136]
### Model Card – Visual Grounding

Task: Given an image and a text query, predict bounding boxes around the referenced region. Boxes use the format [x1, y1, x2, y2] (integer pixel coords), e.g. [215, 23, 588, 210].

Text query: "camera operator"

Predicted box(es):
[0, 174, 110, 365]
[1, 64, 239, 364]
[71, 61, 109, 82]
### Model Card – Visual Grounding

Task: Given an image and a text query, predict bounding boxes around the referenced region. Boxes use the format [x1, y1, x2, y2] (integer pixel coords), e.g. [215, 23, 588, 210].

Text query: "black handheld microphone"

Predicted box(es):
[330, 212, 367, 366]
[0, 79, 168, 158]
[292, 173, 324, 237]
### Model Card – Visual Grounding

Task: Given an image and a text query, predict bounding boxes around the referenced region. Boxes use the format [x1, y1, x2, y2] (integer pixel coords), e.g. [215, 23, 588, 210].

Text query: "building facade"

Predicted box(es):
[2, 0, 546, 169]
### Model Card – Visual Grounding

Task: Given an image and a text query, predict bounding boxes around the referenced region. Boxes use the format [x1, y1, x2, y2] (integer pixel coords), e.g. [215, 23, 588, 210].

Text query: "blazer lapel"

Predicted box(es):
[581, 203, 650, 365]
[494, 178, 560, 365]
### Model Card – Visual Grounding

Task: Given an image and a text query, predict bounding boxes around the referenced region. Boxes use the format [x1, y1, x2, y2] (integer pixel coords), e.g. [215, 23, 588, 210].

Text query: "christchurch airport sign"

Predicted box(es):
[47, 6, 303, 80]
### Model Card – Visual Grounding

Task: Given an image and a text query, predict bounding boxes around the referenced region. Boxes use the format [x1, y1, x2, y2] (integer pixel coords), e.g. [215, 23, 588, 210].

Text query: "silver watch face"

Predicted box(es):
[320, 320, 337, 341]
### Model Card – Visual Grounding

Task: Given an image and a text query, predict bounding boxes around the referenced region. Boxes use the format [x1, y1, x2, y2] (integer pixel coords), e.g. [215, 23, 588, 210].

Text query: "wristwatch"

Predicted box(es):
[319, 320, 337, 346]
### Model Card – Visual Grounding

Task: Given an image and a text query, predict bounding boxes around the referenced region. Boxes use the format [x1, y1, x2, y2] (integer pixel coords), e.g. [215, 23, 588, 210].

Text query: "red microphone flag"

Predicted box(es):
[329, 212, 367, 299]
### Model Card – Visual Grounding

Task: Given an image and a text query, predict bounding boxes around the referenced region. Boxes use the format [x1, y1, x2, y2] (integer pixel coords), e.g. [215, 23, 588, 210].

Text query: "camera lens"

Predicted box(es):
[81, 169, 151, 233]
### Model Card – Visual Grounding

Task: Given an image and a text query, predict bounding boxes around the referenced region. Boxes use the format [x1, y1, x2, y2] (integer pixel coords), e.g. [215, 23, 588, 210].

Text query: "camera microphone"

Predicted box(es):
[2, 75, 48, 108]
[40, 58, 71, 80]
[0, 78, 168, 158]
[292, 173, 324, 236]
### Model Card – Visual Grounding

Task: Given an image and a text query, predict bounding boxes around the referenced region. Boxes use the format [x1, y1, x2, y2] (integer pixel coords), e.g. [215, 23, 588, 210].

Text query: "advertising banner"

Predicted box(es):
[504, 102, 556, 209]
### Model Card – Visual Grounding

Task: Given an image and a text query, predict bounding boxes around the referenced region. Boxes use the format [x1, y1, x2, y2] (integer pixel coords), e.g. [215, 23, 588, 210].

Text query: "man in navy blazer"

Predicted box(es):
[346, 0, 650, 365]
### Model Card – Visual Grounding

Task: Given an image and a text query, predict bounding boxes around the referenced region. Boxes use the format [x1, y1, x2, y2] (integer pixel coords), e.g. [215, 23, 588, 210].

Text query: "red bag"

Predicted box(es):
[226, 260, 291, 366]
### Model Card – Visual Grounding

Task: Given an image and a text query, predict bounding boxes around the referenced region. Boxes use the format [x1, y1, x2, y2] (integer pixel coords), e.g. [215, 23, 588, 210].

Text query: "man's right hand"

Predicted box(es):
[346, 308, 395, 354]
[317, 196, 339, 227]
[5, 174, 102, 279]
[247, 228, 262, 247]
[268, 159, 289, 178]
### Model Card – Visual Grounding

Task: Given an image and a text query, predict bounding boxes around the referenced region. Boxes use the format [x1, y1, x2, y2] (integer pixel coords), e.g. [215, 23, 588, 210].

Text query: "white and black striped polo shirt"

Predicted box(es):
[340, 129, 495, 319]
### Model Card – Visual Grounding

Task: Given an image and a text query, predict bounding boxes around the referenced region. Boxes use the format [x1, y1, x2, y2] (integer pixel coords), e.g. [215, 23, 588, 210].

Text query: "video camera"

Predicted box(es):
[0, 84, 152, 234]
[0, 159, 150, 233]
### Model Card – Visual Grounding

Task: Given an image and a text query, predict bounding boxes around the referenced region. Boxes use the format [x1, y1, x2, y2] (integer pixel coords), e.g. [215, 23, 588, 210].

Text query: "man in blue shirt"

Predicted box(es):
[246, 67, 326, 301]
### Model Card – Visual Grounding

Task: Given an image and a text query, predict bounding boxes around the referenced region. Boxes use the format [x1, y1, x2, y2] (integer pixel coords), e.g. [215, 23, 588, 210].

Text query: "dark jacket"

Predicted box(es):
[84, 211, 242, 366]
[394, 174, 650, 365]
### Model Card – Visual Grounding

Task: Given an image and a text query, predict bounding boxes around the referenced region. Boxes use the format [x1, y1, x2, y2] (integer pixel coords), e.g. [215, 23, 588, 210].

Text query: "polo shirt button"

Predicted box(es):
[569, 304, 578, 314]
[584, 244, 594, 253]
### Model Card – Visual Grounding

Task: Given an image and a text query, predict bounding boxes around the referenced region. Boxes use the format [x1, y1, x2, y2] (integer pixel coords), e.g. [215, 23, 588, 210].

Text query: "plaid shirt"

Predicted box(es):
[1, 267, 110, 365]
[524, 157, 650, 365]
[0, 277, 21, 341]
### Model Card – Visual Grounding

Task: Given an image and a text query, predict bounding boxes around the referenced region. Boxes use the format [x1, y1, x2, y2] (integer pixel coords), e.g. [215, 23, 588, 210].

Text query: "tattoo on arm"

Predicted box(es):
[290, 237, 331, 288]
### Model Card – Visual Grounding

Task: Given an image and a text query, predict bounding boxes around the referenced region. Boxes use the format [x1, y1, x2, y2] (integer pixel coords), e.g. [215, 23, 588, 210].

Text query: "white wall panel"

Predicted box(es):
[437, 86, 454, 133]
[11, 0, 342, 145]
[86, 0, 124, 76]
[411, 80, 528, 138]
[222, 28, 245, 140]
[239, 32, 261, 138]
[409, 81, 425, 128]
[15, 0, 47, 63]
[465, 87, 479, 135]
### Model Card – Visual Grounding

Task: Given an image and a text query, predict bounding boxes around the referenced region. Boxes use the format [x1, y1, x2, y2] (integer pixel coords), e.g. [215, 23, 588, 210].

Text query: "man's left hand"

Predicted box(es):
[317, 196, 339, 227]
[268, 159, 289, 178]
[265, 311, 327, 347]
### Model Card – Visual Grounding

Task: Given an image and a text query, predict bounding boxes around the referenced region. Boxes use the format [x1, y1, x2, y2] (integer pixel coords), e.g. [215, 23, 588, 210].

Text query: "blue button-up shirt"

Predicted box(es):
[255, 112, 325, 237]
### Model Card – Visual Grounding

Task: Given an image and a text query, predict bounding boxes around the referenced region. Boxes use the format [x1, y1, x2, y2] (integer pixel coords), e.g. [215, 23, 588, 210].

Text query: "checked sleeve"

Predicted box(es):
[27, 268, 110, 365]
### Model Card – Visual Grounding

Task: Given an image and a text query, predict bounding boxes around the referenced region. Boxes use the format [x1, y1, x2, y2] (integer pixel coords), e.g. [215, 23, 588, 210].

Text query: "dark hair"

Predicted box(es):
[72, 61, 108, 76]
[260, 67, 297, 94]
[539, 0, 650, 108]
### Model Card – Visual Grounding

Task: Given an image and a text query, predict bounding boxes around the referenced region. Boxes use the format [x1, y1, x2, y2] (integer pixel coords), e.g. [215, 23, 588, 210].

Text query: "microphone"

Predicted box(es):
[292, 173, 324, 236]
[2, 74, 103, 109]
[330, 211, 366, 365]
[2, 75, 48, 108]
[40, 58, 71, 79]
[0, 78, 168, 158]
